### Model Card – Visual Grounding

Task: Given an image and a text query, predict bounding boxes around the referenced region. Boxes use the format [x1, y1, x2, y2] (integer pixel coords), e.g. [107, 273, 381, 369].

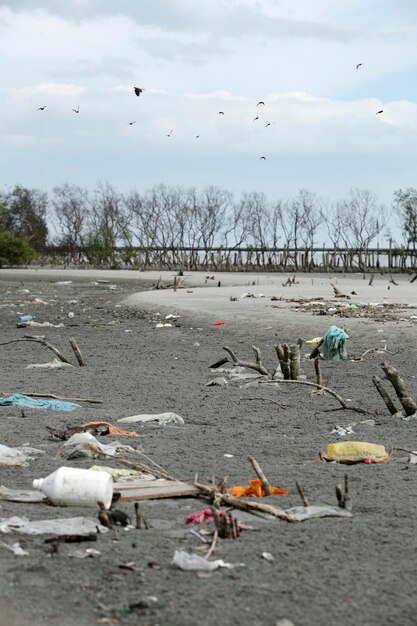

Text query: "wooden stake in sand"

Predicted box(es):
[372, 375, 398, 416]
[380, 361, 417, 416]
[69, 337, 86, 366]
[248, 456, 272, 496]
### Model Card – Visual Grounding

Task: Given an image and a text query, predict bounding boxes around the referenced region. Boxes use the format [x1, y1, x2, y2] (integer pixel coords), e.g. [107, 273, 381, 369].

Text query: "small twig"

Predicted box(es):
[295, 480, 309, 506]
[17, 392, 103, 404]
[0, 337, 71, 364]
[264, 379, 368, 413]
[248, 456, 272, 496]
[205, 529, 218, 560]
[242, 397, 289, 410]
[69, 337, 86, 366]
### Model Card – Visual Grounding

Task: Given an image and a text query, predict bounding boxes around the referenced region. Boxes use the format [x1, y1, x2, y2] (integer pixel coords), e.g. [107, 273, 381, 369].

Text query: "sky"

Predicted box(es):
[1, 0, 417, 220]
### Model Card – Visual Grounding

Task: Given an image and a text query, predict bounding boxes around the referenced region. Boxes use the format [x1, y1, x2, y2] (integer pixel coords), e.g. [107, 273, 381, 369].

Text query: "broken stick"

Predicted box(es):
[69, 337, 86, 366]
[248, 456, 272, 496]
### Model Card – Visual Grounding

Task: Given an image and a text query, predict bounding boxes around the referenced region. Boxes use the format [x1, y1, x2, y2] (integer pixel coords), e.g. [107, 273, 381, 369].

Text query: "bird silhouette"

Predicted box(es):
[129, 121, 136, 125]
[166, 129, 173, 137]
[72, 106, 80, 113]
[356, 63, 363, 70]
[134, 87, 144, 97]
[218, 111, 224, 115]
[260, 156, 266, 160]
[195, 135, 200, 138]
[265, 122, 271, 127]
[253, 116, 259, 121]
[37, 106, 46, 111]
[376, 109, 384, 115]
[256, 101, 265, 106]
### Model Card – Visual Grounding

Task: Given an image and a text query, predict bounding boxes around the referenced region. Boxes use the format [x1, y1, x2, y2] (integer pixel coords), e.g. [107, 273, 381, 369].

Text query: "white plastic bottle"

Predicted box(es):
[33, 466, 113, 508]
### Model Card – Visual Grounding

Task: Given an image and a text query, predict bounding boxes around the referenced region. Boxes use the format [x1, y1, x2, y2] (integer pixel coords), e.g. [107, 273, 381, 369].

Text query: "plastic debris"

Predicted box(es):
[57, 432, 135, 460]
[212, 321, 225, 326]
[228, 479, 288, 497]
[261, 552, 274, 561]
[305, 336, 322, 345]
[69, 548, 101, 559]
[283, 505, 353, 521]
[0, 516, 108, 536]
[117, 412, 185, 425]
[33, 466, 113, 508]
[331, 425, 355, 437]
[321, 441, 390, 464]
[205, 377, 228, 386]
[17, 315, 34, 323]
[0, 486, 47, 503]
[0, 394, 80, 412]
[26, 358, 73, 369]
[321, 326, 349, 362]
[89, 465, 143, 479]
[0, 444, 45, 467]
[0, 541, 29, 556]
[17, 321, 65, 328]
[172, 549, 243, 571]
[78, 421, 141, 437]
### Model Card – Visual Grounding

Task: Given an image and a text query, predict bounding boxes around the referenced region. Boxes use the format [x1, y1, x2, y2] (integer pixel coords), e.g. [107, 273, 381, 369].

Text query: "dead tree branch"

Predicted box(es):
[380, 361, 417, 416]
[0, 337, 71, 364]
[223, 345, 272, 378]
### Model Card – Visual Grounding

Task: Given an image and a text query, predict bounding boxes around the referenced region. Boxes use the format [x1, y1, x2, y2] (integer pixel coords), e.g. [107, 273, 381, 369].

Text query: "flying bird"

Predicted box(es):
[356, 63, 363, 70]
[129, 121, 136, 125]
[134, 87, 144, 97]
[376, 109, 384, 115]
[256, 101, 265, 106]
[265, 122, 271, 127]
[260, 156, 266, 160]
[72, 106, 80, 113]
[195, 135, 200, 138]
[218, 111, 224, 115]
[166, 129, 173, 137]
[253, 116, 259, 121]
[37, 106, 46, 111]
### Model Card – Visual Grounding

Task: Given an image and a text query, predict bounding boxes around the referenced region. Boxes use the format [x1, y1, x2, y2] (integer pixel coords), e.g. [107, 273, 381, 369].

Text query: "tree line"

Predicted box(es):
[1, 182, 417, 270]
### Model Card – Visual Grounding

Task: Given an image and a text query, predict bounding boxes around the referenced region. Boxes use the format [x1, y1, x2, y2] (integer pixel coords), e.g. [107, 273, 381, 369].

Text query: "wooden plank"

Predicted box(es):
[112, 479, 198, 501]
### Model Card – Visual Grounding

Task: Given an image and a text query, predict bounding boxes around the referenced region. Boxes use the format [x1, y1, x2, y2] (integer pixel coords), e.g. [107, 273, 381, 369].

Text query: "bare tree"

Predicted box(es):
[52, 184, 89, 261]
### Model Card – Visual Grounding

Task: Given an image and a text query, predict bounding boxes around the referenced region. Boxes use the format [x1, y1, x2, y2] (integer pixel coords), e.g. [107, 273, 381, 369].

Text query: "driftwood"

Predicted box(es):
[0, 337, 71, 364]
[222, 344, 366, 413]
[372, 375, 398, 416]
[331, 283, 349, 298]
[295, 481, 309, 507]
[18, 392, 102, 404]
[335, 475, 351, 512]
[69, 337, 86, 366]
[223, 345, 272, 378]
[369, 273, 375, 286]
[275, 344, 290, 379]
[380, 362, 417, 416]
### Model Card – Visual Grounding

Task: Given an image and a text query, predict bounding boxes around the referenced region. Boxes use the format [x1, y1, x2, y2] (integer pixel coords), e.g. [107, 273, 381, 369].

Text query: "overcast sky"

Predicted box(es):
[1, 0, 417, 212]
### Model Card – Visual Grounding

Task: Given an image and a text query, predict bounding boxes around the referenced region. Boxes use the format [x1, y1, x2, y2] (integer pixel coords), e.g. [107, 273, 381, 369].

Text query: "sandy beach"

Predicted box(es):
[0, 269, 417, 626]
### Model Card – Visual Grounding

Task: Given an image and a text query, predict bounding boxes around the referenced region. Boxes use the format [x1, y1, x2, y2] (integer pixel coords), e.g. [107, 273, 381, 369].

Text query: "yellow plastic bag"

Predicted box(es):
[321, 441, 390, 464]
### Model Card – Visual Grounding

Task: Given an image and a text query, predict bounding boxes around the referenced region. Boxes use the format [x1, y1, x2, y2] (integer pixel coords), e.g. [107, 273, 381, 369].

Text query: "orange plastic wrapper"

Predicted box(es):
[79, 421, 141, 437]
[228, 479, 288, 498]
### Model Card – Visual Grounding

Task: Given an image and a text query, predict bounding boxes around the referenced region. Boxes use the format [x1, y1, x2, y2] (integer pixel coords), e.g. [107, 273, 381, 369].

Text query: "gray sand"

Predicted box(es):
[0, 270, 417, 626]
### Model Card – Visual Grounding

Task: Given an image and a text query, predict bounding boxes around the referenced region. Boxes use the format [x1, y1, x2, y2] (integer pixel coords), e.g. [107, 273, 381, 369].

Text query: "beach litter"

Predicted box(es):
[0, 541, 29, 556]
[172, 549, 243, 571]
[0, 394, 80, 411]
[33, 466, 113, 508]
[57, 432, 136, 459]
[228, 479, 288, 497]
[26, 357, 73, 369]
[0, 444, 45, 467]
[0, 516, 108, 536]
[117, 412, 185, 425]
[321, 441, 390, 464]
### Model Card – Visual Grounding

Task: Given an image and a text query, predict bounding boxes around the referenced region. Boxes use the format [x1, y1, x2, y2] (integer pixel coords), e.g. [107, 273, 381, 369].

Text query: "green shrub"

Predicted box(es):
[0, 229, 37, 267]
